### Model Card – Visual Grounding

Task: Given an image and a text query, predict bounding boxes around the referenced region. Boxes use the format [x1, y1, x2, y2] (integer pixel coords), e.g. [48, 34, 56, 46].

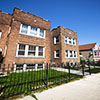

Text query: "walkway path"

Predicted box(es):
[17, 73, 100, 100]
[52, 67, 89, 75]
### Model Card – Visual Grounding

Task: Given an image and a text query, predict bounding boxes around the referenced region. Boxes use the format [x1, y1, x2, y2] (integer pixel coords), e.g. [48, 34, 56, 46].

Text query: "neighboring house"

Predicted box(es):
[0, 8, 51, 71]
[51, 26, 80, 66]
[79, 43, 100, 62]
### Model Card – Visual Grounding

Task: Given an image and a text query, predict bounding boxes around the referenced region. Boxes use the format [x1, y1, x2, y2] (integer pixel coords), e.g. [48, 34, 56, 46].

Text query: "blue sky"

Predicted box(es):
[0, 0, 100, 45]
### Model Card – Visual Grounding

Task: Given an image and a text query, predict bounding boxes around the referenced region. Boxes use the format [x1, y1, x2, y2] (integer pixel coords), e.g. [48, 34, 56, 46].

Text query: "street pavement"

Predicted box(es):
[17, 73, 100, 100]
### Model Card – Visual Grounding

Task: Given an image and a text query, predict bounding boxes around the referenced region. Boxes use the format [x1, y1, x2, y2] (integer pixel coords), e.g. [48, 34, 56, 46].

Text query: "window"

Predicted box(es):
[20, 24, 46, 39]
[20, 24, 28, 34]
[28, 45, 36, 56]
[94, 51, 97, 56]
[74, 51, 76, 57]
[40, 29, 44, 38]
[64, 36, 68, 44]
[54, 36, 59, 44]
[17, 44, 45, 58]
[37, 64, 43, 69]
[18, 44, 25, 56]
[70, 50, 73, 57]
[73, 38, 76, 45]
[38, 46, 44, 57]
[26, 64, 35, 70]
[30, 26, 37, 36]
[16, 64, 24, 71]
[65, 50, 68, 58]
[55, 50, 59, 58]
[0, 31, 2, 38]
[69, 37, 72, 44]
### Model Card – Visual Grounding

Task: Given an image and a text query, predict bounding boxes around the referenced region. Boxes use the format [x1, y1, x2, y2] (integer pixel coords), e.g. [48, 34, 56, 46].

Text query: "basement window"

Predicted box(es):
[26, 64, 35, 70]
[16, 64, 24, 71]
[37, 64, 44, 69]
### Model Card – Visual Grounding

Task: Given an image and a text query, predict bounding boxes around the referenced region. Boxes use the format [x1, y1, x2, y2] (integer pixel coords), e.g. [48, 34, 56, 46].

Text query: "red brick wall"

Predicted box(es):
[0, 8, 51, 65]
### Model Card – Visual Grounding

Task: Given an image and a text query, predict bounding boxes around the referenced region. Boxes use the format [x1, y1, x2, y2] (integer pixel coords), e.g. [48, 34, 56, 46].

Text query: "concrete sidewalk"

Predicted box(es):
[17, 73, 100, 100]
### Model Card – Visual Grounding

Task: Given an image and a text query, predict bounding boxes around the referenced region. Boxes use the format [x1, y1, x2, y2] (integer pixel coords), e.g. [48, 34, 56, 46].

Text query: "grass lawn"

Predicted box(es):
[0, 69, 83, 99]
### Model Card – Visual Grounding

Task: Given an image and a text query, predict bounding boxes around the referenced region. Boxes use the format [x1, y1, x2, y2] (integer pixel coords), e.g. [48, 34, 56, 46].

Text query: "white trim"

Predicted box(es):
[14, 63, 44, 71]
[19, 24, 46, 39]
[16, 43, 45, 58]
[64, 36, 76, 46]
[4, 46, 7, 57]
[65, 50, 77, 59]
[54, 50, 59, 58]
[0, 33, 1, 39]
[94, 58, 100, 60]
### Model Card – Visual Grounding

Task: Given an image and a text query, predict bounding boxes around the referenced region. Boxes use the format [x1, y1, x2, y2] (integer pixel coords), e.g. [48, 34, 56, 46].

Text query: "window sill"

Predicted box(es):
[19, 33, 45, 39]
[54, 57, 60, 58]
[16, 56, 45, 59]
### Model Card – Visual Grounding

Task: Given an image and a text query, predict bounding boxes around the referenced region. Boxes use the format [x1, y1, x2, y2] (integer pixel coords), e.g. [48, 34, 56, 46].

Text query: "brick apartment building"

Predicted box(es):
[0, 8, 51, 71]
[79, 43, 100, 62]
[51, 26, 80, 66]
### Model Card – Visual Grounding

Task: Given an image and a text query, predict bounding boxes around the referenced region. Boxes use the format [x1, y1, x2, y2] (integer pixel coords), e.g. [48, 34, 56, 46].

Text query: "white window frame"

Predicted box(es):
[54, 36, 59, 44]
[16, 44, 26, 57]
[94, 51, 98, 56]
[39, 29, 46, 38]
[30, 26, 38, 36]
[28, 45, 36, 57]
[64, 36, 68, 44]
[0, 31, 2, 38]
[73, 38, 76, 45]
[14, 63, 44, 71]
[19, 24, 46, 39]
[65, 50, 69, 58]
[54, 50, 59, 58]
[38, 46, 45, 57]
[69, 50, 73, 58]
[19, 24, 28, 34]
[16, 44, 45, 58]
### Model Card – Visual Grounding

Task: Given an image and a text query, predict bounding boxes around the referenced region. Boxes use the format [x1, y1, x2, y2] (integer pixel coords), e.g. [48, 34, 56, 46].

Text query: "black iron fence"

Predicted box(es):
[0, 63, 100, 100]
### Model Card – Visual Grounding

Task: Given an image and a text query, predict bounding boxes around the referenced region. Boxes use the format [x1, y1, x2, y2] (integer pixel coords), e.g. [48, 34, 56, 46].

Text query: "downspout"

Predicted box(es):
[4, 18, 14, 58]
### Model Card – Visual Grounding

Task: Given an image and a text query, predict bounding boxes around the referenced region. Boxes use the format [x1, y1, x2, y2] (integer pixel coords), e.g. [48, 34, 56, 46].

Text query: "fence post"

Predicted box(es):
[68, 64, 70, 81]
[88, 61, 91, 75]
[0, 63, 1, 70]
[82, 62, 84, 76]
[46, 63, 48, 88]
[93, 60, 95, 69]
